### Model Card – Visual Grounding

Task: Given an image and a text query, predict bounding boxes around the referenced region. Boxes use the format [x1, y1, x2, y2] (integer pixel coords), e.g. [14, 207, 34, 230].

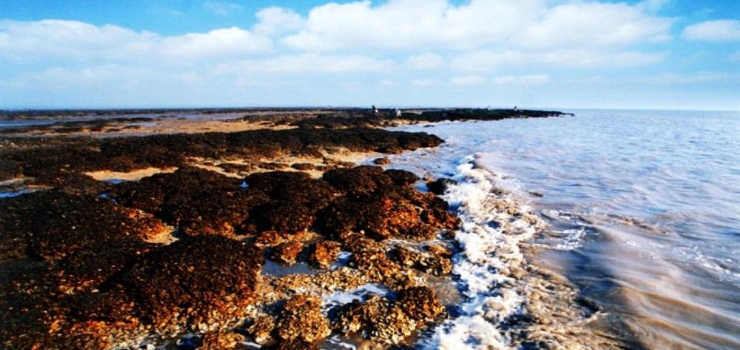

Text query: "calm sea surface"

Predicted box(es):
[389, 109, 740, 349]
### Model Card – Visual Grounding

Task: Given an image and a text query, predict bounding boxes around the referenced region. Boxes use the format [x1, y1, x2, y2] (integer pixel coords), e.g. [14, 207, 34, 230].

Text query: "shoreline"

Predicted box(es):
[0, 108, 568, 349]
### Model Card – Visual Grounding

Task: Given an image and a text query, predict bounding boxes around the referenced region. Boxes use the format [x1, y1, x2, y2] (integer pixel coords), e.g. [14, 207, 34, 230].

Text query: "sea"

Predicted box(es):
[384, 109, 740, 349]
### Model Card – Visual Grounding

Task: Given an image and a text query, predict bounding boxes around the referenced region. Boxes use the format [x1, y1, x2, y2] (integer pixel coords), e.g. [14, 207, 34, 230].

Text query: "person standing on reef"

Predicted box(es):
[372, 105, 378, 113]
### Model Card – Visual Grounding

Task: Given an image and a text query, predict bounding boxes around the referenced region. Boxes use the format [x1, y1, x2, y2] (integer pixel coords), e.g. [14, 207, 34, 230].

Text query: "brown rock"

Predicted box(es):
[116, 235, 264, 332]
[373, 157, 391, 165]
[276, 295, 331, 343]
[247, 315, 276, 345]
[291, 162, 316, 171]
[309, 240, 342, 269]
[272, 241, 304, 265]
[330, 288, 445, 345]
[254, 230, 287, 248]
[396, 286, 446, 322]
[389, 245, 452, 276]
[200, 331, 246, 350]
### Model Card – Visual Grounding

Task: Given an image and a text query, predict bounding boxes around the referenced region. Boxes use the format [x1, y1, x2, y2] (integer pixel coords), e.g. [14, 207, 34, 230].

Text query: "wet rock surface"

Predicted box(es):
[0, 108, 566, 349]
[330, 286, 445, 344]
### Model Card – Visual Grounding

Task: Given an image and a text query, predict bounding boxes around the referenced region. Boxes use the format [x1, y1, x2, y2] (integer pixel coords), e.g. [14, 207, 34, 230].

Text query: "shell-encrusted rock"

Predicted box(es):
[271, 241, 304, 265]
[396, 286, 446, 322]
[276, 295, 331, 343]
[247, 315, 276, 345]
[330, 287, 446, 344]
[309, 240, 342, 269]
[389, 245, 452, 276]
[199, 331, 245, 350]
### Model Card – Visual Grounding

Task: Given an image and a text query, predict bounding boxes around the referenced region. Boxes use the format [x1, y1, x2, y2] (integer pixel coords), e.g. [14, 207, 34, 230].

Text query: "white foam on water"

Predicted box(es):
[420, 159, 542, 349]
[322, 283, 389, 309]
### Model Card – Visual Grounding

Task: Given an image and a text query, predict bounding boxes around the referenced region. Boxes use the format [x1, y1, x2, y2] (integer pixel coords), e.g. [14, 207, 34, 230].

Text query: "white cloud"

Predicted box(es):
[682, 20, 740, 41]
[380, 79, 395, 86]
[641, 72, 731, 84]
[161, 27, 273, 61]
[0, 20, 272, 64]
[540, 50, 667, 67]
[280, 0, 671, 52]
[450, 49, 666, 71]
[216, 54, 395, 76]
[522, 2, 672, 48]
[492, 74, 550, 85]
[203, 2, 244, 16]
[0, 20, 152, 61]
[412, 79, 444, 87]
[406, 53, 445, 70]
[451, 75, 486, 85]
[253, 7, 305, 36]
[450, 50, 525, 71]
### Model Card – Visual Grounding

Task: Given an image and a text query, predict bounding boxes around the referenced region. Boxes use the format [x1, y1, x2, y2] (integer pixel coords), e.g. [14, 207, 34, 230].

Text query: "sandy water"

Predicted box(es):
[389, 109, 740, 349]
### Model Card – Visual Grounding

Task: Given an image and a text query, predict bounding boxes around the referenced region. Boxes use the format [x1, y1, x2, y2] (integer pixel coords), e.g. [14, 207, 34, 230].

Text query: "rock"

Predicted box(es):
[0, 190, 159, 261]
[254, 230, 287, 248]
[322, 166, 390, 197]
[330, 287, 445, 344]
[276, 295, 331, 344]
[270, 339, 320, 350]
[271, 241, 304, 265]
[317, 169, 458, 241]
[199, 331, 245, 350]
[115, 235, 264, 332]
[373, 157, 391, 165]
[291, 163, 316, 171]
[426, 177, 458, 195]
[247, 315, 276, 345]
[245, 171, 337, 233]
[110, 167, 270, 237]
[388, 245, 452, 276]
[309, 240, 342, 269]
[395, 286, 445, 322]
[383, 169, 419, 186]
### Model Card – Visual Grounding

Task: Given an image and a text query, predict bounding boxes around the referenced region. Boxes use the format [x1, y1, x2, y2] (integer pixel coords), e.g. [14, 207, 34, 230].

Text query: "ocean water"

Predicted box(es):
[388, 109, 740, 349]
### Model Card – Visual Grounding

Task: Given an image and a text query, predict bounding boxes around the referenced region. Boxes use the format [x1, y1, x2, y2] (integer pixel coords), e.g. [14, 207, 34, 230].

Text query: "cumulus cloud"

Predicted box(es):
[450, 50, 525, 71]
[161, 27, 273, 61]
[253, 7, 305, 35]
[451, 75, 486, 85]
[522, 2, 672, 48]
[406, 53, 445, 70]
[280, 0, 671, 52]
[450, 49, 666, 71]
[682, 20, 740, 41]
[0, 20, 153, 61]
[215, 54, 395, 76]
[492, 74, 550, 85]
[412, 79, 444, 87]
[641, 72, 731, 84]
[0, 20, 272, 64]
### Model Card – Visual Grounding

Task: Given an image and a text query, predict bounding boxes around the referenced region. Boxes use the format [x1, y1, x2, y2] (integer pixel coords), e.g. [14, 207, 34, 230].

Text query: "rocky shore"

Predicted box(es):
[0, 108, 567, 349]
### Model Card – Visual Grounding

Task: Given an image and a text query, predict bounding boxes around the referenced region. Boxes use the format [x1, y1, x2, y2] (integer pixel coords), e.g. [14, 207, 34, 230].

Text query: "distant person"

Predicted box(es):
[395, 108, 401, 117]
[372, 105, 378, 113]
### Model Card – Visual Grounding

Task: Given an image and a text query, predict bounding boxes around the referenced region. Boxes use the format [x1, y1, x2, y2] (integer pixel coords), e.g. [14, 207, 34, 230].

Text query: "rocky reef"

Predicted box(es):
[0, 108, 564, 349]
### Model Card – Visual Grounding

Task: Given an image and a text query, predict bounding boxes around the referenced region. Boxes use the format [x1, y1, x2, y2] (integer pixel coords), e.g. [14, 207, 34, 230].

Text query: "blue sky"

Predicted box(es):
[1, 0, 738, 110]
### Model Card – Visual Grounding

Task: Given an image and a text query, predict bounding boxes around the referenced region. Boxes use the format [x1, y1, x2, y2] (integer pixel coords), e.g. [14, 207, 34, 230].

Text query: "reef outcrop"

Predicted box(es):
[0, 108, 565, 349]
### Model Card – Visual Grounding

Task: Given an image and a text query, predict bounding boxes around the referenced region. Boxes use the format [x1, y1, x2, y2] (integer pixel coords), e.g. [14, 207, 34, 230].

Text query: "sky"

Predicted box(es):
[1, 0, 738, 111]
